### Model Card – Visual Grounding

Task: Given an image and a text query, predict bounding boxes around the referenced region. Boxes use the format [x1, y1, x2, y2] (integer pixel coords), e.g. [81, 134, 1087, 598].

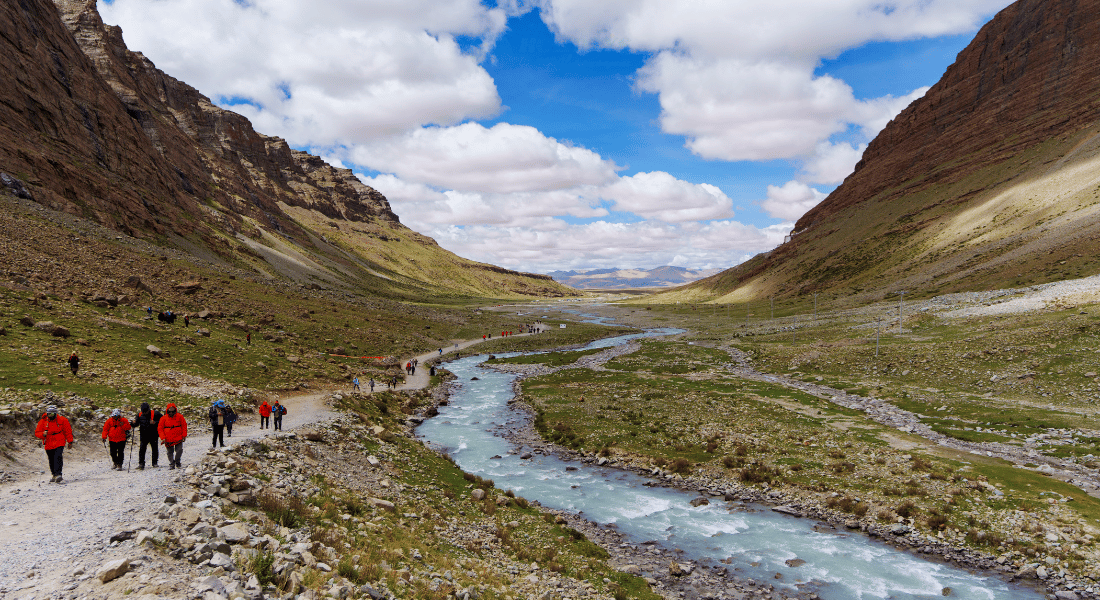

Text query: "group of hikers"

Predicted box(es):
[33, 396, 287, 483]
[36, 327, 537, 483]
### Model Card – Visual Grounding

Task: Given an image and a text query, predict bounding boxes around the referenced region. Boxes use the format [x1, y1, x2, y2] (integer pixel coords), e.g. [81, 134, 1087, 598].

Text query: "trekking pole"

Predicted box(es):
[127, 433, 135, 473]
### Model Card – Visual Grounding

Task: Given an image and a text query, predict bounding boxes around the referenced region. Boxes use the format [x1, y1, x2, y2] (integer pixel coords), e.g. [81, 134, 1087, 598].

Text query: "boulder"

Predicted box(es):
[19, 315, 35, 327]
[471, 489, 486, 501]
[51, 325, 70, 338]
[689, 497, 709, 507]
[771, 505, 803, 517]
[96, 558, 129, 583]
[219, 523, 250, 544]
[146, 345, 163, 357]
[368, 497, 396, 512]
[196, 328, 211, 337]
[175, 281, 202, 293]
[33, 321, 56, 334]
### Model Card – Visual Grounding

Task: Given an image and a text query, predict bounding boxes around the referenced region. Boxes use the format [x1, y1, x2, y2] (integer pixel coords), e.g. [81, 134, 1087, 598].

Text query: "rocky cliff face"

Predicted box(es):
[796, 0, 1100, 233]
[0, 0, 569, 297]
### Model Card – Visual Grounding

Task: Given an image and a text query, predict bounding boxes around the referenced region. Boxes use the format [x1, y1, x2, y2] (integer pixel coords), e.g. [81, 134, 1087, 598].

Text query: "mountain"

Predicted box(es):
[0, 0, 575, 300]
[649, 0, 1100, 304]
[547, 266, 722, 289]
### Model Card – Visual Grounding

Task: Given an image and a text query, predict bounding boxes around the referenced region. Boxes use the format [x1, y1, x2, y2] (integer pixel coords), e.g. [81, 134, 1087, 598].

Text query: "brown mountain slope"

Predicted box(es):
[0, 0, 573, 299]
[649, 0, 1100, 305]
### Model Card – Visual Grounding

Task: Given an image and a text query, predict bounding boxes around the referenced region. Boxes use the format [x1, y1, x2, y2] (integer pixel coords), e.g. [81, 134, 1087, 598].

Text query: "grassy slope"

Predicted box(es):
[645, 123, 1100, 306]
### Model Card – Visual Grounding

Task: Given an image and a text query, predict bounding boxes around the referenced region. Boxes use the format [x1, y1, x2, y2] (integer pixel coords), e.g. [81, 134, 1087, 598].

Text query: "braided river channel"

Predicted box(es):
[416, 328, 1041, 599]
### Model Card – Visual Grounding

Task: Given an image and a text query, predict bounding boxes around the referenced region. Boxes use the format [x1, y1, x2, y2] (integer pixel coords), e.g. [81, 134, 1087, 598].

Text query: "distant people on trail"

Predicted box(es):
[391, 375, 398, 389]
[67, 351, 79, 376]
[246, 332, 251, 345]
[353, 377, 360, 392]
[146, 306, 153, 318]
[272, 400, 286, 431]
[134, 402, 162, 470]
[35, 405, 73, 483]
[438, 347, 443, 356]
[429, 365, 436, 377]
[259, 400, 271, 429]
[406, 362, 413, 375]
[209, 401, 227, 448]
[157, 310, 177, 324]
[184, 315, 190, 328]
[158, 403, 187, 469]
[102, 409, 132, 471]
[369, 378, 375, 393]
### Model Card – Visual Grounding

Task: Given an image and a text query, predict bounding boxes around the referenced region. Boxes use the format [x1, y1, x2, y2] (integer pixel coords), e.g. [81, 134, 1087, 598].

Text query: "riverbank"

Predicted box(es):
[454, 345, 1078, 599]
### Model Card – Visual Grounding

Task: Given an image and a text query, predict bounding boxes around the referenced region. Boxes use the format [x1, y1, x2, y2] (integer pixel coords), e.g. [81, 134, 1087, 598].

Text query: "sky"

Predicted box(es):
[99, 0, 1013, 274]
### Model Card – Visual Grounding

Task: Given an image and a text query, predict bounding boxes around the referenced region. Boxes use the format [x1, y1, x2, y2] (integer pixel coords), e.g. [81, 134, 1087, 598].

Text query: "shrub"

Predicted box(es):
[739, 461, 780, 484]
[895, 500, 917, 518]
[669, 458, 692, 474]
[257, 491, 308, 529]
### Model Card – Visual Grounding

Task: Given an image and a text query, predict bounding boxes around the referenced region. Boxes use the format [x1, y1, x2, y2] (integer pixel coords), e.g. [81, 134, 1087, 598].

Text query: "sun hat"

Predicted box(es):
[111, 408, 121, 417]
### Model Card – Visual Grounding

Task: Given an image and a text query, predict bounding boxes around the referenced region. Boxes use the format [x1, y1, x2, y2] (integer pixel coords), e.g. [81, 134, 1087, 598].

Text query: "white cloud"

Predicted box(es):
[420, 219, 789, 271]
[346, 122, 620, 193]
[762, 181, 827, 221]
[101, 0, 507, 145]
[637, 55, 857, 161]
[598, 171, 734, 222]
[799, 142, 866, 185]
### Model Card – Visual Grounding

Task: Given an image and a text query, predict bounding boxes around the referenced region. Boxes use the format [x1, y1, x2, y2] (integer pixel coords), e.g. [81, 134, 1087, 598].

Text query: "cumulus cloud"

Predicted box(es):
[101, 0, 507, 146]
[597, 171, 734, 222]
[420, 219, 790, 271]
[799, 142, 867, 185]
[762, 181, 827, 221]
[542, 0, 1006, 163]
[346, 122, 620, 194]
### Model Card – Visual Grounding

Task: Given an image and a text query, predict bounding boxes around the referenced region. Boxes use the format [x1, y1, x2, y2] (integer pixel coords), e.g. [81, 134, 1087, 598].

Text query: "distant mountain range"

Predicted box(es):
[547, 266, 723, 289]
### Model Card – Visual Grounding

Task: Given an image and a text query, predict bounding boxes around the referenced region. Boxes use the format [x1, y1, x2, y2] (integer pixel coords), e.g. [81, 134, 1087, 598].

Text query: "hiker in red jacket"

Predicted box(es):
[102, 409, 132, 471]
[258, 400, 271, 429]
[158, 403, 187, 469]
[35, 405, 73, 483]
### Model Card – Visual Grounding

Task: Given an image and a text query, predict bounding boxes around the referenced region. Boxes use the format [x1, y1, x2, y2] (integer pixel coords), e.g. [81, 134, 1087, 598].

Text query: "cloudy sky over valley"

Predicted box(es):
[101, 0, 1012, 273]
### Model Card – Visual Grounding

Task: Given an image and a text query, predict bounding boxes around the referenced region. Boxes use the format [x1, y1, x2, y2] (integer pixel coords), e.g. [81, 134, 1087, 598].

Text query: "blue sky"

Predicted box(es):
[100, 0, 1011, 273]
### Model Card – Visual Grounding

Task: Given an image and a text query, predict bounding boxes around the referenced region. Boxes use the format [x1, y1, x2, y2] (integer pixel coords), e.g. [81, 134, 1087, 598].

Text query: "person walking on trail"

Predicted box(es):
[134, 402, 162, 470]
[158, 403, 187, 469]
[67, 351, 79, 376]
[438, 347, 443, 356]
[272, 400, 286, 431]
[102, 409, 131, 471]
[391, 374, 398, 389]
[258, 400, 271, 429]
[246, 332, 251, 345]
[209, 401, 227, 448]
[369, 377, 375, 393]
[353, 377, 360, 392]
[35, 405, 73, 483]
[224, 402, 238, 437]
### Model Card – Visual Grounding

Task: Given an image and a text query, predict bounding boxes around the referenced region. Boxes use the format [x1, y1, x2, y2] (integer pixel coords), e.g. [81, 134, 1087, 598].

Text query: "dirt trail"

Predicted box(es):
[0, 328, 539, 597]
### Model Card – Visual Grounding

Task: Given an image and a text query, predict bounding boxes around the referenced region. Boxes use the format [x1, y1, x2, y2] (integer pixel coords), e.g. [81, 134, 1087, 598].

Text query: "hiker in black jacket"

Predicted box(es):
[134, 402, 162, 470]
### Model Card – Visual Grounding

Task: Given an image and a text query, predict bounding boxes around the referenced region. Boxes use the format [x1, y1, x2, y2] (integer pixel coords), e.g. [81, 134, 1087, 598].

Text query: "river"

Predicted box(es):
[416, 328, 1041, 600]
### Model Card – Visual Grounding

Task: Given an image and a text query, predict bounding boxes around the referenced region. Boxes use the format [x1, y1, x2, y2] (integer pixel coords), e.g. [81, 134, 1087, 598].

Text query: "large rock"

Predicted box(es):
[96, 558, 129, 583]
[219, 523, 251, 544]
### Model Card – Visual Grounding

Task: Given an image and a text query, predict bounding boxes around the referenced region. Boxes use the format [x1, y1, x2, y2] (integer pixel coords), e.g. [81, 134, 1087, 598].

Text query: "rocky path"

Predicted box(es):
[0, 390, 334, 599]
[0, 329, 539, 599]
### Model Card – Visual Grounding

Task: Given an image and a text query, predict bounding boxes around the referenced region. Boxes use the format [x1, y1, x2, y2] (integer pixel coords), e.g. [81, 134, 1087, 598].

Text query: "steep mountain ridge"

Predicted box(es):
[1, 0, 572, 298]
[650, 0, 1100, 305]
